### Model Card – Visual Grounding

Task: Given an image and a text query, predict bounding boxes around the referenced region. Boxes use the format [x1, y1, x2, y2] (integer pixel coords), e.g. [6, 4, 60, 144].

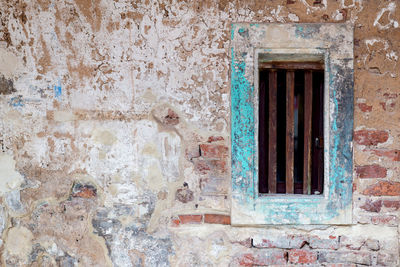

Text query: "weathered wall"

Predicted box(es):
[0, 0, 399, 266]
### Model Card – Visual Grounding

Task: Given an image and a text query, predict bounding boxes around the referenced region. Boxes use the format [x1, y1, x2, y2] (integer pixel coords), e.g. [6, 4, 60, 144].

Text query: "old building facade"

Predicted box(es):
[0, 0, 399, 266]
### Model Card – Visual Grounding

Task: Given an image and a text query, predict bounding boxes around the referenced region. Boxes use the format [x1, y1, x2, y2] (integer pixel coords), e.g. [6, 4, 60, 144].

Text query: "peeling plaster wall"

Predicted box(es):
[0, 0, 399, 266]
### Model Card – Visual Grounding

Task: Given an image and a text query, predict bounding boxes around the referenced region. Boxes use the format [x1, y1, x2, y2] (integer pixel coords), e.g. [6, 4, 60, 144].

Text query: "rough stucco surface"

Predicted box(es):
[0, 0, 399, 266]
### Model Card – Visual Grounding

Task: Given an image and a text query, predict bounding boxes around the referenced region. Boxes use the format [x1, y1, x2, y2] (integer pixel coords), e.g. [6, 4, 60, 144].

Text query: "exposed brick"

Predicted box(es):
[340, 236, 364, 250]
[324, 264, 356, 267]
[354, 129, 389, 146]
[318, 251, 371, 265]
[185, 145, 200, 160]
[309, 236, 339, 250]
[178, 215, 203, 224]
[199, 176, 227, 195]
[360, 199, 382, 212]
[362, 181, 400, 196]
[252, 235, 306, 249]
[207, 136, 224, 143]
[235, 250, 287, 266]
[71, 182, 97, 199]
[369, 149, 400, 161]
[377, 253, 398, 266]
[204, 214, 230, 225]
[194, 159, 227, 175]
[194, 159, 211, 174]
[288, 249, 317, 264]
[383, 200, 400, 210]
[355, 164, 387, 178]
[171, 218, 180, 227]
[357, 103, 372, 112]
[209, 159, 227, 173]
[371, 215, 398, 226]
[231, 238, 252, 248]
[199, 144, 228, 158]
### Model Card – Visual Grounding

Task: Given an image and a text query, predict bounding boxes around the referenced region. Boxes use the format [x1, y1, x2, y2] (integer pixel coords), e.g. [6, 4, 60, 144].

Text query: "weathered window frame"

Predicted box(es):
[230, 23, 354, 225]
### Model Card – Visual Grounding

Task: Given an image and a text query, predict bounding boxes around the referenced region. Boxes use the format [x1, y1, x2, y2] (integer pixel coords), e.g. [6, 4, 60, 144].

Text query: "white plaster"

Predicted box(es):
[374, 2, 399, 30]
[4, 226, 33, 262]
[0, 47, 22, 79]
[0, 153, 24, 195]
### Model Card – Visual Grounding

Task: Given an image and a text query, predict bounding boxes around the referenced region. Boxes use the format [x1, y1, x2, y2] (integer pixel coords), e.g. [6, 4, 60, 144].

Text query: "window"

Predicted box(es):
[258, 61, 324, 195]
[231, 23, 354, 225]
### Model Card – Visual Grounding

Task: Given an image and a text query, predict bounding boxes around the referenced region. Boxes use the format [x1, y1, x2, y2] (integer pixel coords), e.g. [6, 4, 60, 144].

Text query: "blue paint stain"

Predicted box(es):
[231, 46, 255, 202]
[54, 81, 62, 99]
[9, 96, 24, 107]
[231, 24, 236, 40]
[295, 24, 321, 39]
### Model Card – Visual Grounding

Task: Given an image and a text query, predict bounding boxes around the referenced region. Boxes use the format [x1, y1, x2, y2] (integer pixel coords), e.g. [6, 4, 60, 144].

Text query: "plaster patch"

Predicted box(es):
[5, 226, 34, 262]
[53, 111, 76, 122]
[0, 48, 21, 79]
[0, 153, 24, 195]
[92, 129, 118, 145]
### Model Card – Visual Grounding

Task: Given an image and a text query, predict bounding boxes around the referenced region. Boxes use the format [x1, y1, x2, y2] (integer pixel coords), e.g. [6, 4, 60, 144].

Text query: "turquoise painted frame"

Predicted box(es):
[230, 23, 354, 225]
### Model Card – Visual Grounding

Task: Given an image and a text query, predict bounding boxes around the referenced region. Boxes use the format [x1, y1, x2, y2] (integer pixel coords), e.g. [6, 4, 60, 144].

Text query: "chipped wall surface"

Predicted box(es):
[0, 0, 399, 266]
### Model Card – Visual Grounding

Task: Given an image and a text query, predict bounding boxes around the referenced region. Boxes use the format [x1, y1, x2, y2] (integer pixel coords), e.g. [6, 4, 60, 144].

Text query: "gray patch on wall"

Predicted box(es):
[92, 200, 173, 267]
[0, 75, 16, 95]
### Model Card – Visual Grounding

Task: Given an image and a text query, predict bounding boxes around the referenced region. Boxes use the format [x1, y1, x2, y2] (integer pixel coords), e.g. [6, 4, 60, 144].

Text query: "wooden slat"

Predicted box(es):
[286, 71, 295, 194]
[259, 61, 324, 70]
[258, 71, 268, 193]
[304, 71, 313, 194]
[268, 70, 277, 194]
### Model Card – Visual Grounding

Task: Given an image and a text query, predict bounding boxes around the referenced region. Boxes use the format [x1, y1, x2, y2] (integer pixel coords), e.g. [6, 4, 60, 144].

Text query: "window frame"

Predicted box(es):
[230, 23, 354, 225]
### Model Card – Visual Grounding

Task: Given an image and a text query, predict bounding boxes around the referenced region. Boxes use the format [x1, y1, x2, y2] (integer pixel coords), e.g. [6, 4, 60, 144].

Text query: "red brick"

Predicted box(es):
[194, 160, 211, 174]
[369, 149, 400, 161]
[356, 164, 387, 178]
[204, 214, 231, 225]
[252, 235, 306, 249]
[383, 200, 400, 210]
[360, 199, 382, 212]
[178, 215, 203, 224]
[371, 215, 398, 226]
[362, 181, 400, 196]
[235, 250, 286, 266]
[194, 159, 227, 175]
[171, 218, 180, 227]
[354, 130, 389, 146]
[357, 103, 372, 112]
[199, 144, 228, 158]
[207, 136, 224, 143]
[309, 236, 339, 250]
[288, 249, 317, 264]
[210, 159, 227, 173]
